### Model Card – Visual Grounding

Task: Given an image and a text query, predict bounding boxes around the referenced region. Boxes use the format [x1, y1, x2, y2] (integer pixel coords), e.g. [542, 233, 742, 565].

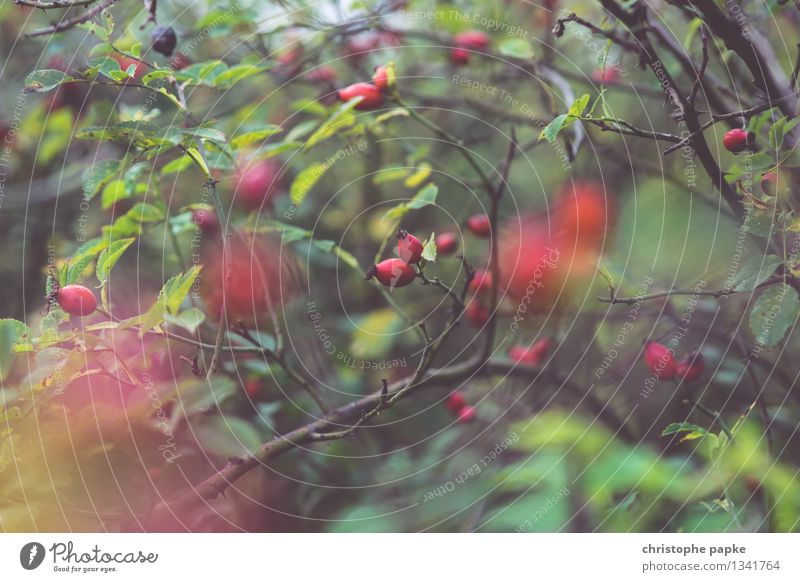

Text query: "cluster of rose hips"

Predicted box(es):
[365, 229, 461, 289]
[444, 391, 475, 424]
[643, 341, 704, 382]
[337, 62, 395, 111]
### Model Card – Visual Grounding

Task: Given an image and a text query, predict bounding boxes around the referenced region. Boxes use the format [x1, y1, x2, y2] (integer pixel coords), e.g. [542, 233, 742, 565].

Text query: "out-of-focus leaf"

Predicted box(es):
[749, 283, 800, 347]
[732, 255, 782, 291]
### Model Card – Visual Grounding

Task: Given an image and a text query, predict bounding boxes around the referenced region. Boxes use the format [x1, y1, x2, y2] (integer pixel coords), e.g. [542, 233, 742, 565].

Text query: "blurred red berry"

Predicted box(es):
[457, 405, 476, 423]
[465, 300, 489, 326]
[445, 392, 466, 413]
[236, 159, 283, 210]
[509, 337, 551, 366]
[467, 214, 491, 237]
[644, 341, 676, 381]
[676, 351, 704, 382]
[435, 232, 458, 255]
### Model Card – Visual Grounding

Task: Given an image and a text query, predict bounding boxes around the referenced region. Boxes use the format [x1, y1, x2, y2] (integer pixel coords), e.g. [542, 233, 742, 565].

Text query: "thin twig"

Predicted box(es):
[26, 0, 116, 37]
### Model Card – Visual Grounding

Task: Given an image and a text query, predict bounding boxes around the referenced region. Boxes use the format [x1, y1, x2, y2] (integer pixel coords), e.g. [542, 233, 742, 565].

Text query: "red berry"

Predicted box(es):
[509, 337, 551, 366]
[591, 67, 621, 84]
[56, 284, 97, 317]
[455, 30, 490, 50]
[643, 341, 676, 381]
[245, 378, 261, 398]
[445, 392, 466, 413]
[435, 232, 458, 255]
[193, 208, 219, 234]
[457, 405, 476, 423]
[236, 159, 282, 210]
[468, 269, 493, 296]
[467, 214, 491, 237]
[337, 82, 385, 110]
[555, 181, 612, 251]
[307, 65, 337, 83]
[761, 172, 779, 196]
[451, 31, 490, 65]
[676, 351, 704, 382]
[723, 128, 753, 154]
[372, 64, 391, 92]
[397, 230, 423, 264]
[450, 47, 471, 65]
[365, 258, 416, 288]
[465, 300, 489, 326]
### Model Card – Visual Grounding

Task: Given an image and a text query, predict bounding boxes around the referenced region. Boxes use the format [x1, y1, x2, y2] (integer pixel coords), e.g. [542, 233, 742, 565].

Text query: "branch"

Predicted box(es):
[155, 357, 541, 517]
[663, 94, 797, 155]
[598, 276, 784, 305]
[26, 0, 116, 37]
[552, 11, 640, 52]
[15, 0, 98, 7]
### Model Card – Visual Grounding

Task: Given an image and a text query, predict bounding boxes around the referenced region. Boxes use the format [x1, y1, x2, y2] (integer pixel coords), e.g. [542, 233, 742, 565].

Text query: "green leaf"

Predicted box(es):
[126, 203, 164, 223]
[540, 113, 568, 143]
[77, 7, 113, 40]
[230, 126, 283, 149]
[732, 255, 782, 291]
[184, 147, 211, 179]
[162, 266, 202, 315]
[421, 233, 437, 263]
[183, 127, 226, 144]
[404, 162, 432, 189]
[194, 415, 262, 457]
[0, 319, 32, 378]
[166, 307, 205, 335]
[24, 69, 75, 93]
[96, 237, 135, 282]
[82, 159, 122, 201]
[66, 238, 108, 284]
[568, 94, 591, 118]
[212, 64, 268, 88]
[373, 166, 410, 185]
[498, 37, 535, 60]
[407, 183, 438, 209]
[661, 422, 708, 442]
[749, 283, 800, 347]
[161, 155, 194, 175]
[290, 162, 328, 205]
[304, 99, 361, 150]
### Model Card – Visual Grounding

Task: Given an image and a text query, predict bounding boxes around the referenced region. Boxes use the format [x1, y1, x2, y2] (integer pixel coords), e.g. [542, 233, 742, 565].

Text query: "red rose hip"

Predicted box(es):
[468, 269, 493, 296]
[643, 341, 676, 381]
[397, 230, 423, 264]
[509, 337, 551, 366]
[676, 351, 704, 382]
[465, 300, 489, 326]
[56, 284, 97, 317]
[467, 214, 491, 237]
[723, 128, 753, 154]
[365, 258, 416, 288]
[457, 405, 476, 423]
[445, 392, 467, 413]
[435, 232, 458, 255]
[338, 82, 385, 110]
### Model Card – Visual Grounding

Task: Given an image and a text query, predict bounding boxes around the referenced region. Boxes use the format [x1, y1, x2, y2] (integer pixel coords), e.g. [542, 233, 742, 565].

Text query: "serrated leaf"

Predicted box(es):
[83, 159, 122, 201]
[421, 233, 437, 262]
[126, 203, 164, 223]
[290, 162, 328, 205]
[732, 255, 782, 291]
[96, 238, 135, 282]
[749, 283, 800, 347]
[24, 69, 75, 93]
[183, 127, 226, 143]
[162, 266, 202, 315]
[166, 307, 205, 335]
